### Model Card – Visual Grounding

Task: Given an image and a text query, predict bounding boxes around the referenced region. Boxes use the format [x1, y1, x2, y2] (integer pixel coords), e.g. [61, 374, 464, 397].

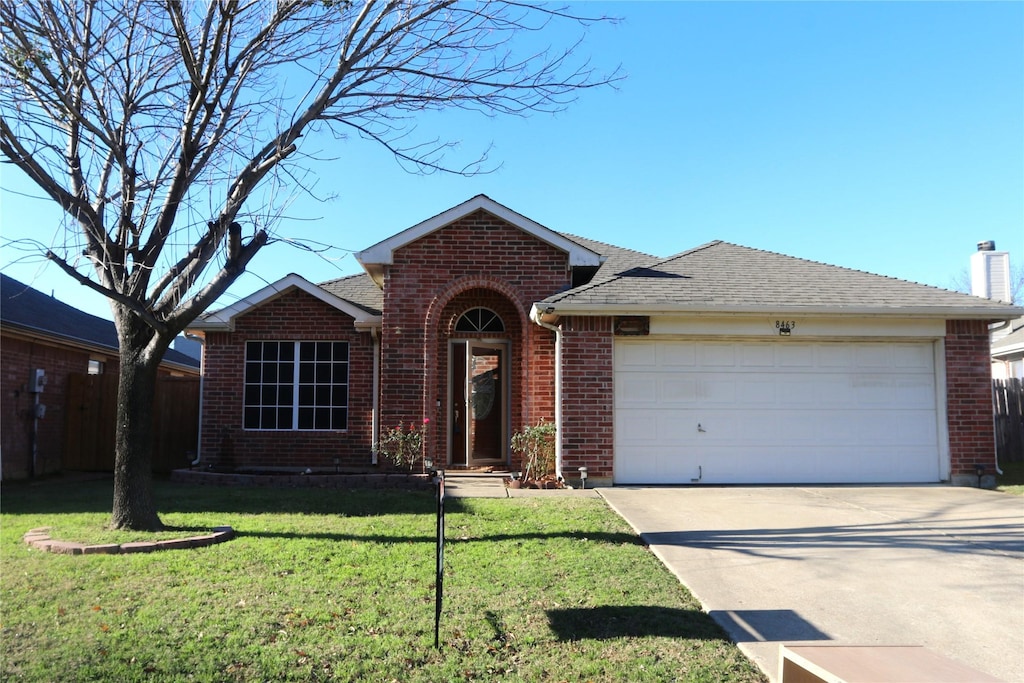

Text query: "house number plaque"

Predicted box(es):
[775, 320, 797, 336]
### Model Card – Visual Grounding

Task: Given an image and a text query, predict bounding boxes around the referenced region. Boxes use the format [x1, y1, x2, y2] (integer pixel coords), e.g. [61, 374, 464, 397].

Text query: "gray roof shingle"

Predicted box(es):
[1, 273, 201, 369]
[541, 241, 1022, 318]
[317, 273, 383, 315]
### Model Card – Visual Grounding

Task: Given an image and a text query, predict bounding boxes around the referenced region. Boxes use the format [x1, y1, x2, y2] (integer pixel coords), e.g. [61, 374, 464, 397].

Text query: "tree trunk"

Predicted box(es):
[109, 308, 165, 531]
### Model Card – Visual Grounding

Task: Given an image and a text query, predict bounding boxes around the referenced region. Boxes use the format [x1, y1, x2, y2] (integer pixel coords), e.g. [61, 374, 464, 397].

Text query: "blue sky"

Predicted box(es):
[2, 1, 1021, 321]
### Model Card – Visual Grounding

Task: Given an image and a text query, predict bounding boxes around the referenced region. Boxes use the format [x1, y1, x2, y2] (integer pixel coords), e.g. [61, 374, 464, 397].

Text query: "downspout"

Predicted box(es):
[371, 327, 381, 465]
[987, 319, 1012, 477]
[186, 333, 205, 468]
[530, 306, 562, 480]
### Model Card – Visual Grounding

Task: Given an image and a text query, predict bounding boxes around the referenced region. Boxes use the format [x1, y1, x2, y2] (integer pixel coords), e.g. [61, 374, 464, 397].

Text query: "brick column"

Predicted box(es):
[560, 316, 614, 485]
[945, 320, 997, 487]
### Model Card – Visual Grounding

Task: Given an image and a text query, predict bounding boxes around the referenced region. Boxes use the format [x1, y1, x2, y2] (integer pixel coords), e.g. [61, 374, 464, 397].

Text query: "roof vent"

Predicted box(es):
[977, 240, 996, 252]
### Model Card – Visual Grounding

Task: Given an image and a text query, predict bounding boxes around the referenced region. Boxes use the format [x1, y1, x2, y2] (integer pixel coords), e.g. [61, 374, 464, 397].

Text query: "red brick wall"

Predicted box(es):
[945, 320, 997, 478]
[199, 289, 375, 470]
[382, 209, 566, 467]
[559, 316, 614, 480]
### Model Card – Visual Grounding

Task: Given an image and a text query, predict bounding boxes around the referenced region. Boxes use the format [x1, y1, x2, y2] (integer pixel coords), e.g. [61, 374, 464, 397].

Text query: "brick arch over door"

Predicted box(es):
[423, 276, 532, 465]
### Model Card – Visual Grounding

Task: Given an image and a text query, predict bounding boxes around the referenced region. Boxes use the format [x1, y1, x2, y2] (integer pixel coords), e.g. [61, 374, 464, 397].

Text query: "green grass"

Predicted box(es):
[996, 459, 1024, 495]
[0, 479, 764, 682]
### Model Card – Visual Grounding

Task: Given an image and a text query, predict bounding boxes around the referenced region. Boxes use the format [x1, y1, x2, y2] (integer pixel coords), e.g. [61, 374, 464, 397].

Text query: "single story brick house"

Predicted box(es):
[186, 195, 1022, 487]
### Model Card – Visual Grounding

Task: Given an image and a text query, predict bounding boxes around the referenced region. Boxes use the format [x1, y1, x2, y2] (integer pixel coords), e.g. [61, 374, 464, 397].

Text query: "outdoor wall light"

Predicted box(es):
[578, 466, 588, 489]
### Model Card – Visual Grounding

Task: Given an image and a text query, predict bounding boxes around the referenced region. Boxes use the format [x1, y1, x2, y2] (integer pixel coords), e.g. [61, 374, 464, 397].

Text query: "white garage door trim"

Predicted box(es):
[614, 339, 943, 485]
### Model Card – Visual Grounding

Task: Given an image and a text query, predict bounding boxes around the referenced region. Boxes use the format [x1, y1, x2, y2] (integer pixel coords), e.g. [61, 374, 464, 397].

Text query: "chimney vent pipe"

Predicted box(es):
[977, 240, 996, 252]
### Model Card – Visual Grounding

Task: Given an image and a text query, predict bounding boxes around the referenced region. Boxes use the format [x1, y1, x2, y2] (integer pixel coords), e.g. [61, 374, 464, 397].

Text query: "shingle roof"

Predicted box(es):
[558, 233, 657, 280]
[992, 316, 1024, 357]
[317, 273, 383, 315]
[540, 241, 1023, 319]
[1, 273, 201, 370]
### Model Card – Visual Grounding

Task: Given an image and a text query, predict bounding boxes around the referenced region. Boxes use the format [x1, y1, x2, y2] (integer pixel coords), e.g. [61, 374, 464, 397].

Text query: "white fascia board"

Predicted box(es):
[992, 340, 1024, 359]
[532, 301, 1024, 320]
[187, 273, 380, 332]
[355, 195, 602, 269]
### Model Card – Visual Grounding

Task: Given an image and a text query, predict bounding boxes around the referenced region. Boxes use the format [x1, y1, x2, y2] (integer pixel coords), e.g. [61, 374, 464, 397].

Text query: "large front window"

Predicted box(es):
[244, 341, 349, 430]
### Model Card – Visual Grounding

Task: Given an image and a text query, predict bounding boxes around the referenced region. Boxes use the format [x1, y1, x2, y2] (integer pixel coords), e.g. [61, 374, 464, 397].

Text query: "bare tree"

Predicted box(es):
[949, 264, 1024, 303]
[0, 0, 618, 530]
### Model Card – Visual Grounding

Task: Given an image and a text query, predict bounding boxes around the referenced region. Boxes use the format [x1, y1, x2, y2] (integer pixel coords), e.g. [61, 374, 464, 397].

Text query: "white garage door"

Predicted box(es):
[614, 340, 941, 484]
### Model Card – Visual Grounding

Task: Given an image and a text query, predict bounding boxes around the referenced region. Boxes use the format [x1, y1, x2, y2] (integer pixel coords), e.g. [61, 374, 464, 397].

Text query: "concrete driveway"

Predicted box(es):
[599, 486, 1024, 682]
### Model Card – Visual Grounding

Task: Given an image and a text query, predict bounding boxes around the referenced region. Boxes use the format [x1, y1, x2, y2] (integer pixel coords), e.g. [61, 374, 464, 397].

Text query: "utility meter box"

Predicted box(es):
[30, 368, 46, 393]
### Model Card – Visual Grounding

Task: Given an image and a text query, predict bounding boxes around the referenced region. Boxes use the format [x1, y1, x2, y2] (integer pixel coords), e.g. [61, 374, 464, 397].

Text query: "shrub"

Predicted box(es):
[510, 420, 556, 483]
[375, 418, 430, 471]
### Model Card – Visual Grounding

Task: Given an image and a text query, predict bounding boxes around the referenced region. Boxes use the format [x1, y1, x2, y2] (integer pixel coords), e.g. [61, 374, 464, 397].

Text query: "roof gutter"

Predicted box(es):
[534, 302, 1024, 321]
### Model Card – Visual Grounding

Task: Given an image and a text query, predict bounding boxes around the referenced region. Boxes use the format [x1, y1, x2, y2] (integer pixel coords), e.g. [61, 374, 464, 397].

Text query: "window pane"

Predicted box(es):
[261, 386, 277, 405]
[280, 343, 295, 361]
[298, 407, 314, 430]
[262, 364, 277, 383]
[300, 343, 315, 361]
[332, 363, 348, 383]
[298, 385, 314, 406]
[299, 363, 314, 383]
[245, 362, 261, 383]
[316, 342, 332, 360]
[261, 407, 277, 429]
[332, 385, 348, 406]
[279, 385, 293, 406]
[264, 343, 278, 361]
[244, 407, 260, 429]
[279, 407, 293, 428]
[315, 363, 331, 383]
[245, 386, 261, 405]
[333, 408, 347, 428]
[315, 385, 330, 406]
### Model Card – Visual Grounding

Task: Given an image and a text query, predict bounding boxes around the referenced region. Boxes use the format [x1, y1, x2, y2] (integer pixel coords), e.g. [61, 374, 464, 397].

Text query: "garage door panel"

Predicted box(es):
[700, 344, 737, 367]
[614, 340, 941, 484]
[618, 375, 658, 405]
[660, 342, 697, 367]
[617, 343, 658, 368]
[616, 411, 658, 442]
[662, 377, 699, 404]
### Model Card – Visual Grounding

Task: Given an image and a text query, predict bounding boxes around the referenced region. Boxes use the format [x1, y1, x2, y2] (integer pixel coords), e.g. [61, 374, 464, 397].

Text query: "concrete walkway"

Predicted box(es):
[443, 472, 600, 499]
[599, 486, 1024, 683]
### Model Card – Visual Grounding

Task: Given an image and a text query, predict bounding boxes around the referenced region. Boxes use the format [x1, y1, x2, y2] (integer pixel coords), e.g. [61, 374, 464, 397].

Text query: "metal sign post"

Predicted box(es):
[433, 469, 445, 649]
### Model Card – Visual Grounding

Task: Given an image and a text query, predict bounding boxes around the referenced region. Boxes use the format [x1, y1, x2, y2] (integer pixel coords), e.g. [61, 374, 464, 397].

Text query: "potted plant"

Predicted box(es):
[508, 420, 558, 488]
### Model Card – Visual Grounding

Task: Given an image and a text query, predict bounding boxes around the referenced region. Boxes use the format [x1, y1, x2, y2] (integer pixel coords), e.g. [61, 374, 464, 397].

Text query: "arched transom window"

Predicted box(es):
[456, 307, 505, 333]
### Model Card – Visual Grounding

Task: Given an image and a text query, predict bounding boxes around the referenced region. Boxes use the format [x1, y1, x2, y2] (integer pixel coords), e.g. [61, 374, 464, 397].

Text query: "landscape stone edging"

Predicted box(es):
[170, 468, 433, 490]
[22, 526, 234, 555]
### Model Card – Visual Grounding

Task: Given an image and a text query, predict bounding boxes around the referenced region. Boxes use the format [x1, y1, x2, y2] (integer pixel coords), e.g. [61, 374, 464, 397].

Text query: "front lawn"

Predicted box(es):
[0, 479, 764, 682]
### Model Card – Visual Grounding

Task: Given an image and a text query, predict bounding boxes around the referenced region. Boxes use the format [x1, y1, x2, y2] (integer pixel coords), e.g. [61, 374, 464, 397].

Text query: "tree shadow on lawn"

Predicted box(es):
[546, 605, 731, 641]
[1, 478, 451, 518]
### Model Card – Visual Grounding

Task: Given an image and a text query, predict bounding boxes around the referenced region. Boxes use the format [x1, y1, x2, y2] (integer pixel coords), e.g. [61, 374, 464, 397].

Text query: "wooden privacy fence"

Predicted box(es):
[64, 373, 200, 473]
[993, 378, 1023, 463]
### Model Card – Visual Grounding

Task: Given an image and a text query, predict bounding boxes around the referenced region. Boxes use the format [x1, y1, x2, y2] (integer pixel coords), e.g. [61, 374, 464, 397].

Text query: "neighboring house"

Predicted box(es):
[969, 242, 1023, 380]
[1, 274, 201, 480]
[186, 195, 1023, 487]
[991, 318, 1024, 380]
